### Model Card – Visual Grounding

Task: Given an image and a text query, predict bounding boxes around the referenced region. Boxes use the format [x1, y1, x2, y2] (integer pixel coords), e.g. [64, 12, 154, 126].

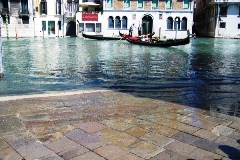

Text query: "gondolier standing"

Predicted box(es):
[138, 25, 142, 36]
[129, 24, 135, 36]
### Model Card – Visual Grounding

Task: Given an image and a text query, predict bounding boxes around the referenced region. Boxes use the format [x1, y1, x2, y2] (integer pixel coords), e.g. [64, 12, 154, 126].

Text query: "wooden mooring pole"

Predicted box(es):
[0, 16, 3, 78]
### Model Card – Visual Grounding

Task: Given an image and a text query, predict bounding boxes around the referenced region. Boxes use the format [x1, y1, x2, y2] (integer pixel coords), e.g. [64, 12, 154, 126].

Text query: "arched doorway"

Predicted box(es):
[66, 21, 76, 37]
[142, 15, 153, 35]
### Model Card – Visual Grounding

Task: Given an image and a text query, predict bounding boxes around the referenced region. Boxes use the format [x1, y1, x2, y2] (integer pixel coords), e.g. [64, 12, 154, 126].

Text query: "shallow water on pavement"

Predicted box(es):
[1, 37, 240, 117]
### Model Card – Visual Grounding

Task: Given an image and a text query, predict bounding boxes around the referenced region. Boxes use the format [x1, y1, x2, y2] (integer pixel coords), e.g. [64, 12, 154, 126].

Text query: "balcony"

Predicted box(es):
[19, 9, 29, 17]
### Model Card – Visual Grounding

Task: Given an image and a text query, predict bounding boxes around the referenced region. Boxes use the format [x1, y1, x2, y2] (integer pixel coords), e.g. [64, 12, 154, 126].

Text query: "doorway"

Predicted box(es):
[66, 21, 76, 37]
[142, 15, 153, 35]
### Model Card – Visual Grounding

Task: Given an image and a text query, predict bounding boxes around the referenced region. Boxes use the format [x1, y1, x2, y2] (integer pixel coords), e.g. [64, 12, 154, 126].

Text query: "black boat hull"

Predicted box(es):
[125, 36, 190, 47]
[82, 33, 122, 40]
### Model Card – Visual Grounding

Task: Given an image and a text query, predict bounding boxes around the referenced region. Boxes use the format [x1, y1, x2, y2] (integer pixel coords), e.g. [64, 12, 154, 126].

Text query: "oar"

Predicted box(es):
[116, 37, 123, 45]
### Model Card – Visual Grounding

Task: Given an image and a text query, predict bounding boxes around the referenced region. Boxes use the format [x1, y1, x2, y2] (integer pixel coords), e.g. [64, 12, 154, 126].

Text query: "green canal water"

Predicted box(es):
[1, 37, 240, 117]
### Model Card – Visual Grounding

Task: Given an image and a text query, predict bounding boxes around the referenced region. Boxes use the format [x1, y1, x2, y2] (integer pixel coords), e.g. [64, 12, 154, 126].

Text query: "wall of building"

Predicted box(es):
[1, 0, 35, 38]
[215, 4, 240, 38]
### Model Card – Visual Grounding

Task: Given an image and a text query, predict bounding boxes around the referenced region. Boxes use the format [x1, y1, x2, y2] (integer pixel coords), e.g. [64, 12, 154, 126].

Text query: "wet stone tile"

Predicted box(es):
[44, 136, 78, 153]
[205, 116, 232, 126]
[16, 141, 54, 159]
[140, 132, 174, 148]
[215, 136, 240, 149]
[37, 132, 63, 143]
[149, 149, 189, 160]
[74, 133, 105, 150]
[0, 139, 8, 150]
[116, 153, 144, 160]
[71, 151, 105, 160]
[165, 140, 197, 156]
[0, 147, 23, 160]
[190, 119, 219, 130]
[177, 115, 198, 124]
[188, 148, 223, 160]
[38, 153, 64, 160]
[229, 122, 240, 131]
[149, 125, 179, 137]
[101, 119, 133, 131]
[155, 118, 199, 134]
[101, 128, 138, 148]
[58, 145, 89, 160]
[211, 125, 234, 136]
[228, 130, 240, 139]
[192, 139, 228, 156]
[193, 129, 219, 141]
[128, 141, 165, 159]
[94, 145, 128, 160]
[171, 132, 200, 144]
[125, 126, 149, 138]
[75, 121, 106, 133]
[64, 129, 89, 142]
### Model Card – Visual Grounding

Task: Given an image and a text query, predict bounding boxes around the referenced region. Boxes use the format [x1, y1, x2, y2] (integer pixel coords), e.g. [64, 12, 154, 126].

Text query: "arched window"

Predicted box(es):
[115, 16, 121, 29]
[181, 17, 187, 30]
[174, 17, 180, 30]
[122, 16, 127, 29]
[108, 16, 114, 28]
[167, 17, 173, 30]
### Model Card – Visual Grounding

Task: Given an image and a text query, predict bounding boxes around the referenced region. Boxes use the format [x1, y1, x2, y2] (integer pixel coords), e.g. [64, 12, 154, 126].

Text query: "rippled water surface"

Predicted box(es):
[1, 37, 240, 117]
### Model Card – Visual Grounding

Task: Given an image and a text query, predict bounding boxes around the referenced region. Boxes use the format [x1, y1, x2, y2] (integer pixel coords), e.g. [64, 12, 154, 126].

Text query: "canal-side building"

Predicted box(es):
[194, 0, 240, 38]
[33, 0, 79, 37]
[0, 0, 35, 38]
[76, 0, 194, 38]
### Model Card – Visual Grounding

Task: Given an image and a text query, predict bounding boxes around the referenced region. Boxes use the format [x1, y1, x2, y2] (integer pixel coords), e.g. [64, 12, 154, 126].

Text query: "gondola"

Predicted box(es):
[82, 33, 122, 40]
[125, 34, 190, 47]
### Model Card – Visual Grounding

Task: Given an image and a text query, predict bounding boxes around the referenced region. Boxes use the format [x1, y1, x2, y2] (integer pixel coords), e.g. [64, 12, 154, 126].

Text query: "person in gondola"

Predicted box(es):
[138, 25, 142, 36]
[129, 24, 135, 36]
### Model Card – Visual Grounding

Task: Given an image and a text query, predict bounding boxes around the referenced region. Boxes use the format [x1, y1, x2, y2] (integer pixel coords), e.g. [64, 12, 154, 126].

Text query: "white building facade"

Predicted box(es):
[76, 0, 194, 39]
[194, 0, 240, 38]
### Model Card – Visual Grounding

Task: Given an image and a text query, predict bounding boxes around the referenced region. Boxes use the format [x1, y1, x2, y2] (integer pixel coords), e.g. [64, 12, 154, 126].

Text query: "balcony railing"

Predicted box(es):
[19, 9, 29, 16]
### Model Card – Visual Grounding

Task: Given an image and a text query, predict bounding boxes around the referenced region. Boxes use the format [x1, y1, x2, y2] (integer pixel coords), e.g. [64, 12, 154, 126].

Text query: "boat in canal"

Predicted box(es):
[82, 33, 122, 40]
[125, 35, 190, 47]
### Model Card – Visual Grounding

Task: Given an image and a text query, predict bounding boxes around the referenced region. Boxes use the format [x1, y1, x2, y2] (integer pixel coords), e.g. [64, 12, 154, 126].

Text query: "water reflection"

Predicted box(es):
[1, 37, 240, 117]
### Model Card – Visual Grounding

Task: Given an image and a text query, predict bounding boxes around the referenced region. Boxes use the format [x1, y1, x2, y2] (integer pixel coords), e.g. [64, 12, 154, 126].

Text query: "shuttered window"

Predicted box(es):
[183, 0, 189, 9]
[124, 0, 130, 8]
[152, 0, 158, 8]
[138, 0, 143, 8]
[107, 0, 113, 8]
[166, 0, 172, 9]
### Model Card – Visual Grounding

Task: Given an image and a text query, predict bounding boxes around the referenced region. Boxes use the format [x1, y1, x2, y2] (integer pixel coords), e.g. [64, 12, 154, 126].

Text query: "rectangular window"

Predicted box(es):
[183, 0, 189, 9]
[86, 23, 95, 32]
[166, 0, 172, 9]
[79, 23, 84, 32]
[124, 0, 130, 8]
[48, 21, 55, 35]
[138, 0, 143, 8]
[107, 0, 113, 8]
[220, 6, 227, 16]
[96, 23, 101, 32]
[56, 0, 61, 15]
[220, 22, 226, 28]
[42, 21, 46, 31]
[21, 0, 28, 13]
[238, 24, 240, 29]
[152, 0, 158, 9]
[40, 1, 47, 15]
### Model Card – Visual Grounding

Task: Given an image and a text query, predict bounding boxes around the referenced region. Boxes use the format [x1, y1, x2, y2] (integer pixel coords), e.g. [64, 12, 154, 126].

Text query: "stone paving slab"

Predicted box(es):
[0, 90, 240, 160]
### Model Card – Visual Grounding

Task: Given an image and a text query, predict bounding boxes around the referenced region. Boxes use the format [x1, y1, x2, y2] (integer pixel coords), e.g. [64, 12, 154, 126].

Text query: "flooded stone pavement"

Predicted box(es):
[0, 90, 239, 160]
